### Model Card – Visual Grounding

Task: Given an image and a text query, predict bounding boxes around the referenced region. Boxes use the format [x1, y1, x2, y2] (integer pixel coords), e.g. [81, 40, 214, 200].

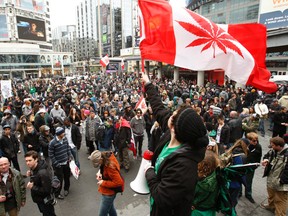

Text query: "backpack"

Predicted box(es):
[96, 124, 106, 141]
[43, 175, 60, 206]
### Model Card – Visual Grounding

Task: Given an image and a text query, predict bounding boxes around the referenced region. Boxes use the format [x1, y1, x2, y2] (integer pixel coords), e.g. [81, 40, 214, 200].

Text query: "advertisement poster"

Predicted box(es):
[0, 15, 8, 39]
[259, 0, 288, 29]
[16, 16, 46, 42]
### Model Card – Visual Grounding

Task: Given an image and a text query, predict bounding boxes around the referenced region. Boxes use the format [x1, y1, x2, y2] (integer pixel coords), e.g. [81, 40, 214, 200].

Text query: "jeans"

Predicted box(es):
[229, 187, 241, 208]
[258, 118, 265, 136]
[268, 117, 274, 130]
[37, 202, 56, 216]
[70, 147, 80, 168]
[99, 194, 117, 216]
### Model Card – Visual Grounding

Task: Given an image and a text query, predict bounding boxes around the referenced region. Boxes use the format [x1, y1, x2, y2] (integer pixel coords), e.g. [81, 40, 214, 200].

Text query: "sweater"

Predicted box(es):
[48, 136, 71, 168]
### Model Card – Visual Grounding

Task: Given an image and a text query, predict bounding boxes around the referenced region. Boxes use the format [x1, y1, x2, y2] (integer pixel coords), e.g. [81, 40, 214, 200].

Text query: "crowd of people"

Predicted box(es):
[0, 71, 287, 216]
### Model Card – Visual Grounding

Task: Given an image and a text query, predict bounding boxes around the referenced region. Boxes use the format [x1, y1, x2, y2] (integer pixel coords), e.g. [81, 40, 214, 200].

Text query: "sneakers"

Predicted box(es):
[260, 203, 275, 212]
[57, 194, 64, 200]
[64, 190, 69, 196]
[245, 196, 255, 203]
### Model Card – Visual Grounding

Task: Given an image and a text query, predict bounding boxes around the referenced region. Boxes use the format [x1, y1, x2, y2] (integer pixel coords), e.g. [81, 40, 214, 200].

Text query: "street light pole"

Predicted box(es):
[97, 0, 102, 58]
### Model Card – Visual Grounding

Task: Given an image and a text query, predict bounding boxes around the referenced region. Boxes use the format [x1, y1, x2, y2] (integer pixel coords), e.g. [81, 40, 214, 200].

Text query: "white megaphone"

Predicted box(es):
[130, 150, 153, 195]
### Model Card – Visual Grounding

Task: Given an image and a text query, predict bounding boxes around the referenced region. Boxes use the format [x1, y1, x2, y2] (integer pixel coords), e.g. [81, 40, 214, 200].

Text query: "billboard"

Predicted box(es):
[106, 63, 119, 73]
[16, 16, 46, 42]
[13, 0, 45, 14]
[0, 15, 8, 39]
[259, 0, 288, 30]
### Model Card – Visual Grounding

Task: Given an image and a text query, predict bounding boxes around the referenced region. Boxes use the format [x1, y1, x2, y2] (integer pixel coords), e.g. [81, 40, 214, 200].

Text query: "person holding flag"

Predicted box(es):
[141, 72, 209, 216]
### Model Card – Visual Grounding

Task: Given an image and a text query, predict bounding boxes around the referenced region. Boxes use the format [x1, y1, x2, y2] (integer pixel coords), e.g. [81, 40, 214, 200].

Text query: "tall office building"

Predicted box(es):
[186, 0, 288, 78]
[75, 0, 138, 61]
[76, 0, 98, 61]
[52, 25, 77, 61]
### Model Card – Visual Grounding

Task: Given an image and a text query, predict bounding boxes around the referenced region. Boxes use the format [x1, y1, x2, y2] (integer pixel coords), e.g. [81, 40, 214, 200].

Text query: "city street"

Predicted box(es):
[15, 126, 286, 216]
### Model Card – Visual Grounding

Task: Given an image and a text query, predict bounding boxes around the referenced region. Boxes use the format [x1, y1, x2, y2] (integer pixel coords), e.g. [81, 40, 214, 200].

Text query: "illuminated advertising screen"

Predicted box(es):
[16, 16, 46, 42]
[0, 15, 8, 39]
[106, 63, 119, 73]
[259, 0, 288, 30]
[13, 0, 45, 14]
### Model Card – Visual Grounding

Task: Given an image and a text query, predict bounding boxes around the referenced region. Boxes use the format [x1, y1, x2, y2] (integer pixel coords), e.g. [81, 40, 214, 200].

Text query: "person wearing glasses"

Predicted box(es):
[130, 108, 146, 158]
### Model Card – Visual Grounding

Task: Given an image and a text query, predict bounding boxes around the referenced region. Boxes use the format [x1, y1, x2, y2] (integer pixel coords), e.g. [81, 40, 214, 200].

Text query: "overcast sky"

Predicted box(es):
[49, 0, 186, 29]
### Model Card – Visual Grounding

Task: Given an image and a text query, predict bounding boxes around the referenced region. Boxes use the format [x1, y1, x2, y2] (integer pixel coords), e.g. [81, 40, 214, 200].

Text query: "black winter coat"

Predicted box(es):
[0, 134, 19, 159]
[144, 83, 206, 216]
[228, 118, 243, 143]
[39, 134, 54, 158]
[70, 124, 82, 150]
[23, 131, 40, 152]
[30, 160, 52, 203]
[116, 126, 131, 150]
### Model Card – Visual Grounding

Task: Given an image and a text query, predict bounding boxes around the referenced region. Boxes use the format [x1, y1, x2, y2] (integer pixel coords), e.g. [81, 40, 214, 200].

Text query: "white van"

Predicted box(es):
[270, 71, 288, 84]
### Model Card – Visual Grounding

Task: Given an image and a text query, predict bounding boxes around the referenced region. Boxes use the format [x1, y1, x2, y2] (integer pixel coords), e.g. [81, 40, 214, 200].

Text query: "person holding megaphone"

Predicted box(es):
[140, 72, 209, 216]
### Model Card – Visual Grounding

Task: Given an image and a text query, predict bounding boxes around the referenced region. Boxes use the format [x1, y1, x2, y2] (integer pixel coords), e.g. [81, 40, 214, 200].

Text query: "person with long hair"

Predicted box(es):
[90, 150, 123, 216]
[191, 151, 220, 216]
[141, 73, 209, 216]
[68, 107, 81, 127]
[226, 139, 248, 212]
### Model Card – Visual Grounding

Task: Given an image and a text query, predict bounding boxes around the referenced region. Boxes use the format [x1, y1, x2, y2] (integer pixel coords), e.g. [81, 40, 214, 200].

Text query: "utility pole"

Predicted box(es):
[97, 0, 102, 58]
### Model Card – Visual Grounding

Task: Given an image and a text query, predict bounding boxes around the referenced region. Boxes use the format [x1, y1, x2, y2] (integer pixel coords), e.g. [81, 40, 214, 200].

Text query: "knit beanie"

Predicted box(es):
[174, 108, 208, 148]
[55, 127, 65, 136]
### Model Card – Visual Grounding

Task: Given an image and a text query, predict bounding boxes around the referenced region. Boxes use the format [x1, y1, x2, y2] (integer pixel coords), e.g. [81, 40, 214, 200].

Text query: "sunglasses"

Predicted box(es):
[250, 139, 258, 142]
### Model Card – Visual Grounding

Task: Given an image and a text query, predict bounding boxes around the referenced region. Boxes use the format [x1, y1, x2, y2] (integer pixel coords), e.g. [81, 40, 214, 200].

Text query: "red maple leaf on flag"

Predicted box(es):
[176, 13, 244, 59]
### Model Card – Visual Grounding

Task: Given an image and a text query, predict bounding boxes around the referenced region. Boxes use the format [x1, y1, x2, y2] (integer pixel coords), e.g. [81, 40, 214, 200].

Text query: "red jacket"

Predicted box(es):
[98, 154, 123, 195]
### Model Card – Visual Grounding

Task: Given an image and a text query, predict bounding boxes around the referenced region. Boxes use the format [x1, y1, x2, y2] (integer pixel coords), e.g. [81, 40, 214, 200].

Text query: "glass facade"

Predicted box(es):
[189, 0, 260, 24]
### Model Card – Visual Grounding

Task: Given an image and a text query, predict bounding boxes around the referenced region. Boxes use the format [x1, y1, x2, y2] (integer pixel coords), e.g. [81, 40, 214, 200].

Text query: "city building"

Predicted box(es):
[186, 0, 288, 84]
[0, 0, 73, 79]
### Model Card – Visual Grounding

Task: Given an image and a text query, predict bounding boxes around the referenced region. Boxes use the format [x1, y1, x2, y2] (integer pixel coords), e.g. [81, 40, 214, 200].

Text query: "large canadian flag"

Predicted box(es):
[100, 54, 109, 67]
[138, 0, 277, 93]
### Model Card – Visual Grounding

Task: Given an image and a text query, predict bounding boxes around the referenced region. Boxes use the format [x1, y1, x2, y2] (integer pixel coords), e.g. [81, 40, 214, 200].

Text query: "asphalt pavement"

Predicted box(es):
[12, 123, 287, 215]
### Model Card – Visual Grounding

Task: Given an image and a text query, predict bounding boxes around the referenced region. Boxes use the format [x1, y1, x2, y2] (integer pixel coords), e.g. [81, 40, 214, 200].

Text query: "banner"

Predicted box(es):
[1, 80, 12, 99]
